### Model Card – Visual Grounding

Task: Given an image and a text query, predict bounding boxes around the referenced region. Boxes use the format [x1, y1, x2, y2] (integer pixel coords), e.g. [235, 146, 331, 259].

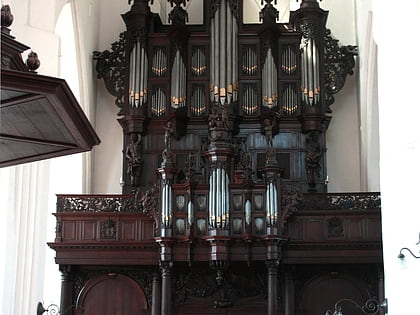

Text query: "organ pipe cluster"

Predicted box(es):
[161, 180, 173, 232]
[210, 0, 238, 105]
[262, 48, 278, 108]
[191, 47, 206, 76]
[151, 48, 167, 77]
[151, 88, 166, 117]
[265, 180, 278, 226]
[171, 49, 187, 108]
[191, 84, 206, 116]
[208, 167, 230, 229]
[129, 39, 148, 107]
[242, 46, 258, 75]
[282, 85, 298, 115]
[281, 45, 297, 75]
[242, 84, 258, 115]
[300, 37, 320, 106]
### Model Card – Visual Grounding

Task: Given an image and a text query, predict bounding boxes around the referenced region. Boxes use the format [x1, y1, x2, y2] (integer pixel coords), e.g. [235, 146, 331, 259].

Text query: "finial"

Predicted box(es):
[26, 51, 41, 72]
[1, 5, 14, 34]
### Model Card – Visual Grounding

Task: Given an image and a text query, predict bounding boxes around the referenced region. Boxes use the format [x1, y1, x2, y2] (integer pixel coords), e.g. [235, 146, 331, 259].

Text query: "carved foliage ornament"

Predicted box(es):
[56, 195, 142, 213]
[324, 29, 358, 111]
[93, 32, 127, 113]
[280, 187, 303, 234]
[209, 0, 239, 20]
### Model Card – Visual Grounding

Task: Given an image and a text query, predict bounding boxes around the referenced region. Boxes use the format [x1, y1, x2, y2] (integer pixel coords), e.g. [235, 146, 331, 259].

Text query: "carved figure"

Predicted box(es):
[162, 121, 174, 165]
[164, 121, 174, 150]
[221, 103, 230, 129]
[305, 131, 322, 191]
[125, 133, 142, 188]
[208, 106, 218, 128]
[263, 118, 273, 147]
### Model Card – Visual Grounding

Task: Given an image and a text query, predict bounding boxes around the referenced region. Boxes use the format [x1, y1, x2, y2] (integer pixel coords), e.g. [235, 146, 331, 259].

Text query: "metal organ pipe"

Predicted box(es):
[300, 37, 320, 106]
[245, 200, 251, 226]
[262, 48, 278, 108]
[171, 49, 186, 109]
[129, 40, 148, 108]
[266, 181, 278, 226]
[208, 166, 230, 230]
[210, 0, 238, 104]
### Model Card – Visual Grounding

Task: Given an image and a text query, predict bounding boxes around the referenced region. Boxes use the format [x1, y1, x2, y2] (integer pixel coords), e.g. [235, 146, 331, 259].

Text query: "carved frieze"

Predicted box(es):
[56, 195, 142, 213]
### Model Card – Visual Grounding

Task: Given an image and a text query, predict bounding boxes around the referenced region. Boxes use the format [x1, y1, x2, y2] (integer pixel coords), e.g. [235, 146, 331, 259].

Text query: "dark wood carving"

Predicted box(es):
[324, 29, 358, 112]
[92, 32, 127, 113]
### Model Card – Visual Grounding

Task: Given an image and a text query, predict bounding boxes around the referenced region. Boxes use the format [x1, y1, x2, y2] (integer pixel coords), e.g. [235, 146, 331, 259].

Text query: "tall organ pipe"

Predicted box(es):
[210, 0, 238, 104]
[129, 39, 148, 108]
[300, 37, 320, 106]
[171, 49, 186, 109]
[266, 181, 278, 226]
[208, 167, 230, 230]
[262, 48, 278, 108]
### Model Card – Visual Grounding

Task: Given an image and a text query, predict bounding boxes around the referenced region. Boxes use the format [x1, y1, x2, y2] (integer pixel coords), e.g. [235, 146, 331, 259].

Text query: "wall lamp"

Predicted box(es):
[398, 247, 420, 259]
[324, 297, 388, 315]
[37, 302, 60, 315]
[398, 233, 420, 259]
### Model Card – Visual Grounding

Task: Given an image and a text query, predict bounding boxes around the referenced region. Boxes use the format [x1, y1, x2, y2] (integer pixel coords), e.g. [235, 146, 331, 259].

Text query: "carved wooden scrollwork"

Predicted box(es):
[280, 187, 303, 234]
[93, 32, 127, 114]
[324, 29, 358, 112]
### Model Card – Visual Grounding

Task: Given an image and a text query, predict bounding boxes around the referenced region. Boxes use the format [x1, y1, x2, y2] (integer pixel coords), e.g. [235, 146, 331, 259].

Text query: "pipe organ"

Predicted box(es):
[84, 1, 364, 315]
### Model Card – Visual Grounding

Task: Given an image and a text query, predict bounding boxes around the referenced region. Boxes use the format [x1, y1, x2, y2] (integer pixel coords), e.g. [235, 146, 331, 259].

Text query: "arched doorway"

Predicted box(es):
[75, 273, 149, 315]
[297, 273, 372, 315]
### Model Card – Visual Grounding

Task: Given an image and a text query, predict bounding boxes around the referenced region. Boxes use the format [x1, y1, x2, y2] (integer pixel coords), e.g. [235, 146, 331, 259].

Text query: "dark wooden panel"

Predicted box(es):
[62, 221, 76, 241]
[0, 70, 100, 167]
[348, 218, 363, 239]
[75, 274, 149, 315]
[122, 220, 137, 241]
[81, 220, 97, 241]
[141, 220, 155, 241]
[303, 219, 324, 241]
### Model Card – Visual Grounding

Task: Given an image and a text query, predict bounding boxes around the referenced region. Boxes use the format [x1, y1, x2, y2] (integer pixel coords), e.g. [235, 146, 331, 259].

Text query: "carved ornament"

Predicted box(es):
[93, 32, 127, 113]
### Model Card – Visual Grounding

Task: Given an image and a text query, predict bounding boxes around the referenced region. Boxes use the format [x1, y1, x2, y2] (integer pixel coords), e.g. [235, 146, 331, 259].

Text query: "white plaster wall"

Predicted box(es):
[322, 0, 362, 192]
[371, 0, 420, 313]
[355, 0, 380, 192]
[91, 0, 130, 193]
[0, 1, 68, 313]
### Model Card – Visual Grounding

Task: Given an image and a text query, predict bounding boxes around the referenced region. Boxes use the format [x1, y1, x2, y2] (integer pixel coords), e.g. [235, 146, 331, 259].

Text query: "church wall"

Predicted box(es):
[371, 0, 420, 313]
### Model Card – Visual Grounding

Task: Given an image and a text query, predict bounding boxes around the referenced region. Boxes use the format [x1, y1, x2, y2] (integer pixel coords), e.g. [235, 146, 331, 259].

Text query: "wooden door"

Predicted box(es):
[297, 274, 370, 315]
[75, 274, 149, 315]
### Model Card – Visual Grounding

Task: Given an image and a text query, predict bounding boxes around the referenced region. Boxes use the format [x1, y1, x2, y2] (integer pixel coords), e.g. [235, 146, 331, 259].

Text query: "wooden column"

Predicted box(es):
[378, 270, 385, 315]
[161, 262, 172, 315]
[59, 265, 73, 315]
[266, 260, 279, 315]
[284, 271, 295, 315]
[152, 272, 161, 315]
